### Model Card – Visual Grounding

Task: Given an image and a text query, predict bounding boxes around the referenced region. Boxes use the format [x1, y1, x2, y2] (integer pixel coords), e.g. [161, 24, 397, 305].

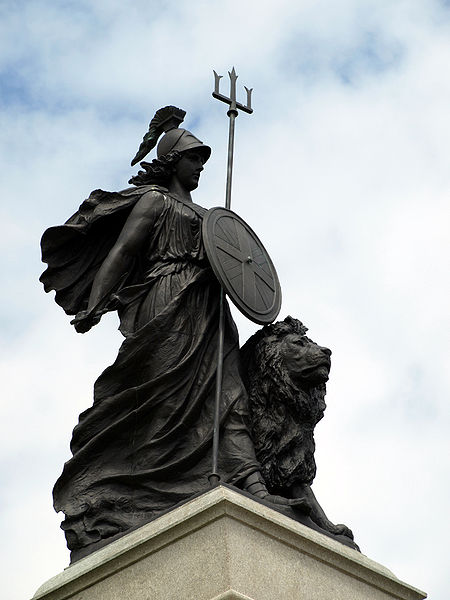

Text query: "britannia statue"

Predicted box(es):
[41, 72, 357, 562]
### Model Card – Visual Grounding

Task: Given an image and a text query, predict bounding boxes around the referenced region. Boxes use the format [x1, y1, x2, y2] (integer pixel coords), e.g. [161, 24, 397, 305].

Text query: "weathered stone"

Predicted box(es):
[32, 486, 426, 600]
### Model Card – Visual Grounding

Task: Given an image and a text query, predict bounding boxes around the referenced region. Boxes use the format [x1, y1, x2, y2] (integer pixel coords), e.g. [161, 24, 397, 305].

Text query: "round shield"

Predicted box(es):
[202, 207, 281, 324]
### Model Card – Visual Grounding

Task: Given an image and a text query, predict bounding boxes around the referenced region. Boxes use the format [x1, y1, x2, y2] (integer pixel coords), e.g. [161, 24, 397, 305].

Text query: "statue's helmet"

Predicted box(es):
[157, 128, 211, 162]
[130, 106, 211, 167]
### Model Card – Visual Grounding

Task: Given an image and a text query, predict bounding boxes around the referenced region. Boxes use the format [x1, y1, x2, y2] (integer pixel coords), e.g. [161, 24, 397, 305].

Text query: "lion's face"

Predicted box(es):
[278, 333, 331, 388]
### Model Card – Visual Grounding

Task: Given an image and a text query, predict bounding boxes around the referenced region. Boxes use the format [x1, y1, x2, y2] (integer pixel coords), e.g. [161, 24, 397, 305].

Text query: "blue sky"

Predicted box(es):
[1, 1, 449, 599]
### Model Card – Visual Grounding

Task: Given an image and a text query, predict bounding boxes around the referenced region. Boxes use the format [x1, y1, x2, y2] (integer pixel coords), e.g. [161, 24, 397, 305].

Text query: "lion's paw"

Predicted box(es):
[264, 494, 311, 513]
[332, 523, 354, 540]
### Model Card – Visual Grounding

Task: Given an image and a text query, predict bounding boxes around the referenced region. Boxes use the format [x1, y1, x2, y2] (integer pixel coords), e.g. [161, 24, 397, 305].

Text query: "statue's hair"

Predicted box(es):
[128, 150, 181, 186]
[241, 316, 326, 490]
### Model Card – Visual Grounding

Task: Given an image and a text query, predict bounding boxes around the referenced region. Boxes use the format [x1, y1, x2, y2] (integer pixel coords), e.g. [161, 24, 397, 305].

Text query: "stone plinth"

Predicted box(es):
[33, 485, 426, 600]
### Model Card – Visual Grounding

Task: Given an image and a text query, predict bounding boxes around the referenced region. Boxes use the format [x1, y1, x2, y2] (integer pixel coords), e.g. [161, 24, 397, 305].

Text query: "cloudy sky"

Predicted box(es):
[1, 1, 449, 598]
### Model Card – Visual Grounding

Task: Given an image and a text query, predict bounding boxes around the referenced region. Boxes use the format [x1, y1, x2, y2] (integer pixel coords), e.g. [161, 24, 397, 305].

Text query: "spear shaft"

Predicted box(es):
[225, 109, 236, 210]
[209, 68, 253, 487]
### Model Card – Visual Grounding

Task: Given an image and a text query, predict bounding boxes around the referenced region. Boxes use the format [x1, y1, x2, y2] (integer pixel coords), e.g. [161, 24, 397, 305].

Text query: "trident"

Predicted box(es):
[209, 68, 253, 487]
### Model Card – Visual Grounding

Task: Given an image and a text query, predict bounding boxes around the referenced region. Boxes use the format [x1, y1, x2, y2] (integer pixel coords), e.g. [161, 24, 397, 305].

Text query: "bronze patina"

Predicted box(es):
[40, 73, 358, 562]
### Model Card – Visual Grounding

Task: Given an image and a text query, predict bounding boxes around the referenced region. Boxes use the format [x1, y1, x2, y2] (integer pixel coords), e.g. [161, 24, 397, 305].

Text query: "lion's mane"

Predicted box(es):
[241, 316, 327, 492]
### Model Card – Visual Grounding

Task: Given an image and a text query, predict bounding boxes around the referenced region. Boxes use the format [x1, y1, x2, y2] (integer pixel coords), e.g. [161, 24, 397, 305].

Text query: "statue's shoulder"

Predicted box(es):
[129, 185, 169, 217]
[116, 184, 167, 202]
[122, 184, 168, 195]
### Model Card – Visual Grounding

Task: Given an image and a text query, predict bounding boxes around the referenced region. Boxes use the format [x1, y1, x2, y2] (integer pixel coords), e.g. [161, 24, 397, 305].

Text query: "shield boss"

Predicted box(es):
[202, 207, 281, 324]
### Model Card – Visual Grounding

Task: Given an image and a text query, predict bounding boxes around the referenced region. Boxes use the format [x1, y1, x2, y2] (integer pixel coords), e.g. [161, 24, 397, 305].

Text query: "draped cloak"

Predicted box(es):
[40, 185, 260, 561]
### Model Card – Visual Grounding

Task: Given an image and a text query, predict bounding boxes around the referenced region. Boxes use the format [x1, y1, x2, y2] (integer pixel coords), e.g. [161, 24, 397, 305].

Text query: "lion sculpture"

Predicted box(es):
[241, 316, 356, 547]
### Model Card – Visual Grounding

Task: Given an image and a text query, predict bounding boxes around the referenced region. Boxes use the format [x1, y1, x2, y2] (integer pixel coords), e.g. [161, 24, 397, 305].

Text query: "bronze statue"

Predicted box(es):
[241, 316, 356, 548]
[40, 106, 304, 562]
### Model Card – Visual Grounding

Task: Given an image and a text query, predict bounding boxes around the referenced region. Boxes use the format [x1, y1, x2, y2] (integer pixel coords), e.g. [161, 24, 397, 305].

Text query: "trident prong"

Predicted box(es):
[212, 67, 253, 114]
[244, 86, 253, 111]
[228, 67, 237, 112]
[213, 70, 223, 95]
[209, 68, 253, 488]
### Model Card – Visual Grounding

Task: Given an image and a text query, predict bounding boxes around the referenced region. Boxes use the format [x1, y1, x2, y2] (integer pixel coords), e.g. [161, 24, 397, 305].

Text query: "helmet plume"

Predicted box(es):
[131, 106, 186, 166]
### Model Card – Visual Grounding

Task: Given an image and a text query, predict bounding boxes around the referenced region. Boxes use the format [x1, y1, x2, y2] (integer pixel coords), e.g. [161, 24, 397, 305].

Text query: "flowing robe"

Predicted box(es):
[41, 186, 260, 561]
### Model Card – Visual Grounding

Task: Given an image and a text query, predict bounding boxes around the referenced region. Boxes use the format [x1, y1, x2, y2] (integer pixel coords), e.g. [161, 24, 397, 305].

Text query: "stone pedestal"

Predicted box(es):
[33, 485, 426, 600]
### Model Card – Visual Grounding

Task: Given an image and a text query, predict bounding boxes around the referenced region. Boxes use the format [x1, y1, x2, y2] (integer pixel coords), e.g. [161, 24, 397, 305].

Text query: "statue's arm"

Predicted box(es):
[72, 191, 164, 333]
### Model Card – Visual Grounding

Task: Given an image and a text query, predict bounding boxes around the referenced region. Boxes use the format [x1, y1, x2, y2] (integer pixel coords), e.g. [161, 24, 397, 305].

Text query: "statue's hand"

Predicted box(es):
[70, 310, 101, 333]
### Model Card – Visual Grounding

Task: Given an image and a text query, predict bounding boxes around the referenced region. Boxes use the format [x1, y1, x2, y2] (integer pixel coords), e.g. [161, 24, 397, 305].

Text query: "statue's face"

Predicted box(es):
[173, 150, 205, 191]
[279, 333, 331, 387]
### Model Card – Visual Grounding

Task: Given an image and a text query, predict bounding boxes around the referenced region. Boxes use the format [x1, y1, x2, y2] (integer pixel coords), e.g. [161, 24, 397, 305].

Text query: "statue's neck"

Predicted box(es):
[167, 179, 193, 203]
